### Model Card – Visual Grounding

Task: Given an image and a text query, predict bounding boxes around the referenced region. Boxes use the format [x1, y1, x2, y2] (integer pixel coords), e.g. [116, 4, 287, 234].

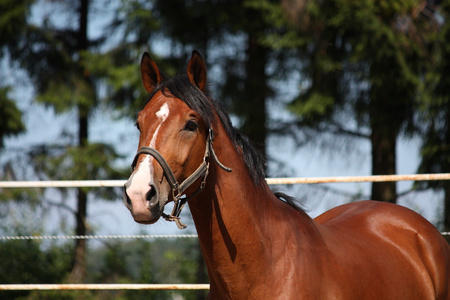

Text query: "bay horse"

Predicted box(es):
[123, 50, 450, 299]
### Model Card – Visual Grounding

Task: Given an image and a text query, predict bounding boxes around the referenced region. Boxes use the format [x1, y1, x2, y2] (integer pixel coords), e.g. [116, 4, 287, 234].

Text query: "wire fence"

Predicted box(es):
[0, 234, 199, 241]
[1, 173, 450, 240]
[1, 174, 450, 291]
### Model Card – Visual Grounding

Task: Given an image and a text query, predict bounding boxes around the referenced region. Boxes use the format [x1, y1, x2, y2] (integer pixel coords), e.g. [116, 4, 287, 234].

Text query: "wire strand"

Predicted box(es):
[0, 234, 198, 240]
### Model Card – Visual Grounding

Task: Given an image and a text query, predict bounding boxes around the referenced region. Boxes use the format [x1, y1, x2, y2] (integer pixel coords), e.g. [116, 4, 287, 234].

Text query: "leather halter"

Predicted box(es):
[130, 128, 232, 229]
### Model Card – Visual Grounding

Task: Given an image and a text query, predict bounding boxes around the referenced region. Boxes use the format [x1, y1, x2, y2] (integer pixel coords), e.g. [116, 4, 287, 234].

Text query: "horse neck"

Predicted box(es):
[190, 125, 274, 237]
[188, 126, 320, 295]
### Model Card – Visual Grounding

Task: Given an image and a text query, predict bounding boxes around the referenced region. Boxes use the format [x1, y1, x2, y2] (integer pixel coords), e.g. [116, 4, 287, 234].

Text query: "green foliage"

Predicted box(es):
[0, 186, 40, 206]
[80, 50, 146, 117]
[0, 239, 72, 300]
[0, 0, 28, 155]
[118, 0, 161, 42]
[11, 19, 94, 113]
[417, 1, 450, 190]
[31, 143, 124, 181]
[0, 235, 207, 300]
[0, 86, 25, 148]
[253, 0, 428, 136]
[36, 76, 97, 114]
[0, 0, 34, 56]
[289, 92, 334, 124]
[248, 0, 440, 202]
[245, 0, 307, 49]
[86, 238, 207, 300]
[26, 143, 126, 200]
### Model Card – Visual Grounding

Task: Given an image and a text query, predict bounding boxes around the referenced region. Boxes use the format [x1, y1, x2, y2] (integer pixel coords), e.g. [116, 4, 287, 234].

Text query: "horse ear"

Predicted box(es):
[187, 50, 207, 91]
[140, 52, 163, 94]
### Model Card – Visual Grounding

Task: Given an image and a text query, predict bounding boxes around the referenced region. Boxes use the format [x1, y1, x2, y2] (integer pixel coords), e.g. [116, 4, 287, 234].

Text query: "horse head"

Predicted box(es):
[123, 51, 215, 227]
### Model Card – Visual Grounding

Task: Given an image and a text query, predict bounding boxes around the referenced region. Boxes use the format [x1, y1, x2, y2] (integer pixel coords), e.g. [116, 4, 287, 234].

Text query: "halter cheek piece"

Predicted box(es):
[129, 128, 232, 229]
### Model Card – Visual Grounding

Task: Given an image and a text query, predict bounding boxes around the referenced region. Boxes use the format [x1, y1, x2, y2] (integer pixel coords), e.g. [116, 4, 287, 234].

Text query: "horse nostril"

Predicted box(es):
[146, 188, 156, 201]
[146, 184, 158, 207]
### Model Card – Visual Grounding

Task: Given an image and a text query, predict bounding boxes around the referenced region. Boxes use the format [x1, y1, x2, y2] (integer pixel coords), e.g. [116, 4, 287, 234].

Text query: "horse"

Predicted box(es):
[123, 50, 450, 299]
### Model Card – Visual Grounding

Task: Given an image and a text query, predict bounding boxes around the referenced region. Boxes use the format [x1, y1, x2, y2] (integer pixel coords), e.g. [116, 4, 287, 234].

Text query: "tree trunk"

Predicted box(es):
[69, 0, 90, 283]
[243, 32, 268, 161]
[69, 108, 89, 283]
[370, 127, 397, 203]
[443, 185, 450, 243]
[70, 189, 88, 281]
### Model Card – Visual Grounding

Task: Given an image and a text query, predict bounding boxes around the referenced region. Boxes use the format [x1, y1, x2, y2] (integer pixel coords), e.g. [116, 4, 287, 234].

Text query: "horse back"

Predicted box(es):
[314, 200, 450, 299]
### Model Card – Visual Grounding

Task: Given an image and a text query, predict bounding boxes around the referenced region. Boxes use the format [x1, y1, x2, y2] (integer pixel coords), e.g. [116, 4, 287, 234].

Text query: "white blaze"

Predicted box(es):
[150, 103, 169, 147]
[126, 103, 170, 200]
[156, 103, 169, 122]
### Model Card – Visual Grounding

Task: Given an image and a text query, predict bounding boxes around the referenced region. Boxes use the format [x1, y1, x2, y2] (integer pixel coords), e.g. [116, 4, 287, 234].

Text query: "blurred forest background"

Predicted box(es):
[1, 0, 450, 299]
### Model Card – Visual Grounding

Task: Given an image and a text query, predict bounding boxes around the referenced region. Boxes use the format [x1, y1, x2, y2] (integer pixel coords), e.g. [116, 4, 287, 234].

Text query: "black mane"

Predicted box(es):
[149, 74, 266, 184]
[146, 74, 305, 213]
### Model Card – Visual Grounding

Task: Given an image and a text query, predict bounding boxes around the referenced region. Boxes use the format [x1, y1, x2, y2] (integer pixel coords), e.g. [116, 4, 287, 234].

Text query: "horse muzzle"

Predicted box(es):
[123, 182, 164, 224]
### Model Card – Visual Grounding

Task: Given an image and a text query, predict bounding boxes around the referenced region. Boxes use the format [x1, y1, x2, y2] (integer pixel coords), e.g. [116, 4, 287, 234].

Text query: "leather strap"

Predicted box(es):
[130, 128, 231, 229]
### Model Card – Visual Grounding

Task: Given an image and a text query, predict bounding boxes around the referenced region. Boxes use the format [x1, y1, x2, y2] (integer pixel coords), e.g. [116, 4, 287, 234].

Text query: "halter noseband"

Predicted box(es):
[129, 128, 232, 229]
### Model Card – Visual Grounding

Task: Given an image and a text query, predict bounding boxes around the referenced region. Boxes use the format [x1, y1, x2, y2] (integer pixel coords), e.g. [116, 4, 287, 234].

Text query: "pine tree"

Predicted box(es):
[0, 87, 25, 148]
[113, 0, 276, 162]
[260, 0, 432, 203]
[0, 0, 30, 147]
[4, 0, 124, 282]
[417, 0, 450, 231]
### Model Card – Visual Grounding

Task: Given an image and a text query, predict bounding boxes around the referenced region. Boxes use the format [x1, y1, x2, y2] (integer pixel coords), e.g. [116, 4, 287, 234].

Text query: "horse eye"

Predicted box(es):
[184, 120, 198, 132]
[135, 122, 140, 132]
